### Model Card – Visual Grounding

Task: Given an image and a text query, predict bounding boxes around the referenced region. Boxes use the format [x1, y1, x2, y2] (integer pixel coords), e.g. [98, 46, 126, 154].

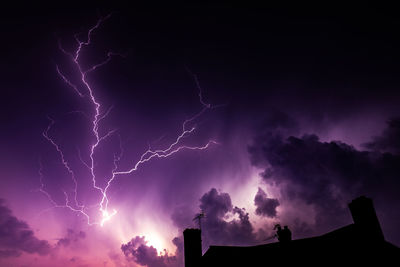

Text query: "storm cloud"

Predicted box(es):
[56, 228, 86, 248]
[121, 236, 177, 267]
[168, 187, 270, 266]
[254, 187, 280, 218]
[171, 188, 258, 249]
[364, 118, 400, 154]
[0, 199, 51, 258]
[248, 115, 400, 241]
[2, 5, 400, 265]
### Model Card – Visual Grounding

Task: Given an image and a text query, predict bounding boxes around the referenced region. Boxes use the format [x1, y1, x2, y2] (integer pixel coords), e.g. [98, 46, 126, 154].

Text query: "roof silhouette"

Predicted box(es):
[184, 196, 399, 267]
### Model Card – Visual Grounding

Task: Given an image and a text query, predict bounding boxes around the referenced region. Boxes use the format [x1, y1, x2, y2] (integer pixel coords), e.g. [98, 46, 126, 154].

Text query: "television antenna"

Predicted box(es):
[193, 210, 206, 230]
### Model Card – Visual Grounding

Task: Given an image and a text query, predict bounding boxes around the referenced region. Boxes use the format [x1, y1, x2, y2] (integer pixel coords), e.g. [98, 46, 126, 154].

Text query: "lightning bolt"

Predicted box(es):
[39, 14, 218, 226]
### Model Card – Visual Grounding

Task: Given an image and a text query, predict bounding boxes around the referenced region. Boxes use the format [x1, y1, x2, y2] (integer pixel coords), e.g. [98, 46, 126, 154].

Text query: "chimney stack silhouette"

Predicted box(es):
[183, 228, 202, 267]
[348, 196, 385, 241]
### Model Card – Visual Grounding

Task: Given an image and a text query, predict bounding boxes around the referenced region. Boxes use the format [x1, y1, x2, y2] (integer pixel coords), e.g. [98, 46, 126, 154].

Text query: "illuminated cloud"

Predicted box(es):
[121, 236, 177, 267]
[184, 188, 257, 248]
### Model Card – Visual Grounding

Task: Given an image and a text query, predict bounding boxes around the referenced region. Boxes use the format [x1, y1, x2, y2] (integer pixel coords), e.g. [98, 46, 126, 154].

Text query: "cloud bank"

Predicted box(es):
[0, 199, 51, 258]
[248, 115, 400, 240]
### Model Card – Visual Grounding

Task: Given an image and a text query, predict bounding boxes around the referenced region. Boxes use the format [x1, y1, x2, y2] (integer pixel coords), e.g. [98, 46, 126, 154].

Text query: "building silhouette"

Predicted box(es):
[183, 196, 399, 267]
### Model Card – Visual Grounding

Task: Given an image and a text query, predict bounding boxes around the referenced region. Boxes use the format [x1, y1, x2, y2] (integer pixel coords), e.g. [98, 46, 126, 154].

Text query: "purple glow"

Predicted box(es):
[1, 5, 400, 267]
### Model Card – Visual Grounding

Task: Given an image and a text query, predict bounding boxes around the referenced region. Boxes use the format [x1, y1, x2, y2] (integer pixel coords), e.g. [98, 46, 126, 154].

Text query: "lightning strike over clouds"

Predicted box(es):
[4, 6, 400, 266]
[39, 15, 218, 226]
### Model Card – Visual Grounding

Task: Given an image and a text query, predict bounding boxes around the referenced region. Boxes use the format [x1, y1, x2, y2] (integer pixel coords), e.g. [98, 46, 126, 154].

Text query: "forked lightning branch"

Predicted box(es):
[39, 15, 218, 226]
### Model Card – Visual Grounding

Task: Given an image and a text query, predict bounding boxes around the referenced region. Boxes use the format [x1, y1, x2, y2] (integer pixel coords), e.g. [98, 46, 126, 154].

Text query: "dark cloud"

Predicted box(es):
[197, 188, 257, 247]
[170, 188, 264, 260]
[121, 236, 177, 267]
[248, 111, 299, 169]
[248, 116, 400, 243]
[0, 199, 51, 257]
[56, 228, 86, 248]
[199, 188, 232, 220]
[254, 187, 280, 217]
[364, 117, 400, 155]
[0, 249, 21, 258]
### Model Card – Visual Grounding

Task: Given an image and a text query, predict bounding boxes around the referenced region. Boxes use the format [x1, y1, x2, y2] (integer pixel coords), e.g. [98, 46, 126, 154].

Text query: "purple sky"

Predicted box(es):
[1, 3, 400, 267]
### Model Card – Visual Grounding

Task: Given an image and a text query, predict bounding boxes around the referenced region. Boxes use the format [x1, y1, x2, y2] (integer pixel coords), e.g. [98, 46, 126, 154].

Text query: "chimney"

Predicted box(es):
[183, 228, 202, 267]
[348, 196, 384, 241]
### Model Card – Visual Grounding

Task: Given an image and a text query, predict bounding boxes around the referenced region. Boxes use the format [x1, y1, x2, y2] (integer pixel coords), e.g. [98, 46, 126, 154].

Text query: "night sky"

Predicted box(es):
[1, 3, 400, 267]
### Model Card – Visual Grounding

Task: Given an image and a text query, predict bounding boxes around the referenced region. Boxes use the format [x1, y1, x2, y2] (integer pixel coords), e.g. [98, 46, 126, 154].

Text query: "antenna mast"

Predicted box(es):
[193, 210, 205, 230]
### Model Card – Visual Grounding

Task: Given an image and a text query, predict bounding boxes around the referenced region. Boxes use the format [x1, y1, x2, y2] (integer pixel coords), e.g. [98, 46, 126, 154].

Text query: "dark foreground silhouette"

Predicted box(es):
[184, 196, 399, 267]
